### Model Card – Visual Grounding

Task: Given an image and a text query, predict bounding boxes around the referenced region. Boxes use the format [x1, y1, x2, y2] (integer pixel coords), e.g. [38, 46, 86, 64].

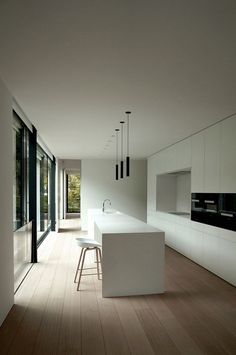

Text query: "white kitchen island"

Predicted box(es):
[92, 210, 165, 297]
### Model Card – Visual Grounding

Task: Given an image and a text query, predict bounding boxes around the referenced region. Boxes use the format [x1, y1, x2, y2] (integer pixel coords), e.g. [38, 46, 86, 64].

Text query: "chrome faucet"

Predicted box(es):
[102, 199, 111, 212]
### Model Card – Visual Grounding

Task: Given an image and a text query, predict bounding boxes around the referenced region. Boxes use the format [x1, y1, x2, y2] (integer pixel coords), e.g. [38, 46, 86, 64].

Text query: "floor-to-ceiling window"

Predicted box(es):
[13, 112, 31, 290]
[37, 145, 53, 243]
[13, 111, 56, 289]
[66, 174, 80, 214]
[13, 116, 29, 229]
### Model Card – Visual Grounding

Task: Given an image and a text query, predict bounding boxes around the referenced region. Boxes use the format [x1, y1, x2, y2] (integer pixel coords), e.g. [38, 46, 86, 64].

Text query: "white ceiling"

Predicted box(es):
[0, 0, 235, 159]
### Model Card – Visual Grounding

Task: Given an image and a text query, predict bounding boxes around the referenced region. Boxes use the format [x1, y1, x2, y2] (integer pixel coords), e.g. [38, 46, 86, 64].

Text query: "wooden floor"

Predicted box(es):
[0, 219, 235, 355]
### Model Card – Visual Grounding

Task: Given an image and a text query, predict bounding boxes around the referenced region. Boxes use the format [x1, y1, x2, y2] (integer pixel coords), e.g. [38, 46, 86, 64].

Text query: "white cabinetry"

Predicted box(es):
[202, 230, 220, 274]
[191, 132, 204, 192]
[220, 117, 236, 192]
[147, 115, 236, 288]
[204, 125, 220, 192]
[218, 236, 236, 285]
[175, 138, 191, 171]
[158, 146, 177, 174]
[147, 212, 236, 286]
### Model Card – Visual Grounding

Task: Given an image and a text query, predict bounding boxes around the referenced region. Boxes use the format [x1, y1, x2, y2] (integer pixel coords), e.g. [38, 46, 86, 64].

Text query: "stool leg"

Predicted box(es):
[95, 247, 100, 280]
[94, 250, 97, 263]
[74, 247, 85, 283]
[98, 247, 102, 273]
[77, 247, 88, 291]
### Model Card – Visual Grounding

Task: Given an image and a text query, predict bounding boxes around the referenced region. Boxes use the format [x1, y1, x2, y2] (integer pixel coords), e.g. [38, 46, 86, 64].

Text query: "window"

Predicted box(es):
[13, 112, 31, 290]
[66, 174, 80, 213]
[13, 113, 29, 231]
[13, 110, 56, 288]
[37, 145, 53, 242]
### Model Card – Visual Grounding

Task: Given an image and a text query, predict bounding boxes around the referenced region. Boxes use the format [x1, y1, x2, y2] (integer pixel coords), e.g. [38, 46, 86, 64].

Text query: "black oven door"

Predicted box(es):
[219, 194, 236, 231]
[191, 193, 219, 226]
[203, 194, 218, 214]
[201, 193, 219, 226]
[191, 193, 204, 222]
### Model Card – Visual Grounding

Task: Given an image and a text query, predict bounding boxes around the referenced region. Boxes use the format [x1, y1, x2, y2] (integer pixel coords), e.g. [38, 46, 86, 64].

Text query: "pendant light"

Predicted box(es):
[120, 121, 125, 178]
[125, 111, 131, 176]
[115, 129, 119, 180]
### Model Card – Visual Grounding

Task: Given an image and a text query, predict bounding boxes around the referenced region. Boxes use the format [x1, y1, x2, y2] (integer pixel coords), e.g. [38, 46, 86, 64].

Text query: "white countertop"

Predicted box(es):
[91, 209, 165, 297]
[94, 210, 163, 235]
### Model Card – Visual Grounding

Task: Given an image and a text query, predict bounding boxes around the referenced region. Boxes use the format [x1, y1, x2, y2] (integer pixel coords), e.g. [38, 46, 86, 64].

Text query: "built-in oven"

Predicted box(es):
[202, 193, 219, 227]
[191, 193, 219, 226]
[191, 193, 204, 223]
[219, 194, 236, 231]
[191, 193, 236, 231]
[203, 194, 218, 214]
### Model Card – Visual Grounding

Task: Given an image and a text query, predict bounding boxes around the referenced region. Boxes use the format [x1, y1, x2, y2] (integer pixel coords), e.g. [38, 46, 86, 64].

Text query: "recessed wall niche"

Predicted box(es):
[156, 170, 191, 215]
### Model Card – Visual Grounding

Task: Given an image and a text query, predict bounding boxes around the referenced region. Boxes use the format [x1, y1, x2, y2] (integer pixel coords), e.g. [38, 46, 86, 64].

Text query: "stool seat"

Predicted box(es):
[74, 237, 102, 290]
[76, 237, 101, 248]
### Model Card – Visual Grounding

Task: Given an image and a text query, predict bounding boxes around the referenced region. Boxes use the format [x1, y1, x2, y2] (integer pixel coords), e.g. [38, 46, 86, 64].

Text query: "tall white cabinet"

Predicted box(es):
[204, 125, 221, 192]
[191, 132, 204, 192]
[147, 115, 236, 286]
[220, 118, 236, 193]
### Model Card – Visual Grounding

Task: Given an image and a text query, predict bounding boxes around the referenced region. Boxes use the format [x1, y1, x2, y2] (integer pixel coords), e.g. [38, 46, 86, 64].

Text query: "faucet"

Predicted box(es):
[102, 199, 111, 213]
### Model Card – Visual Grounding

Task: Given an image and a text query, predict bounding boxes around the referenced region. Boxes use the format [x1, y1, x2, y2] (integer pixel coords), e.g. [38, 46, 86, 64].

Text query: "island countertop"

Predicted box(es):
[93, 211, 163, 235]
[90, 209, 165, 297]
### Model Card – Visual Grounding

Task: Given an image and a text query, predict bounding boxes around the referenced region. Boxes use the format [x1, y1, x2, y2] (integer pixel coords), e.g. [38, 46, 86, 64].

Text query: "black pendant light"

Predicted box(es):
[115, 129, 119, 180]
[120, 121, 125, 178]
[125, 111, 131, 176]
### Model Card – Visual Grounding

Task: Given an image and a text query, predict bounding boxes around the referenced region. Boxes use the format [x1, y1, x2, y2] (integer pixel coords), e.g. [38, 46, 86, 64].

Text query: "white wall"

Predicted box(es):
[147, 115, 236, 286]
[59, 159, 81, 173]
[176, 173, 191, 213]
[156, 175, 176, 212]
[0, 77, 14, 325]
[81, 159, 147, 230]
[156, 172, 191, 213]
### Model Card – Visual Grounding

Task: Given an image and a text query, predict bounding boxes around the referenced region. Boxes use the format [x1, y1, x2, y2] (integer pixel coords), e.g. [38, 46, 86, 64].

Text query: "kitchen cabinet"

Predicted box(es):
[220, 117, 236, 192]
[191, 132, 204, 192]
[204, 125, 220, 192]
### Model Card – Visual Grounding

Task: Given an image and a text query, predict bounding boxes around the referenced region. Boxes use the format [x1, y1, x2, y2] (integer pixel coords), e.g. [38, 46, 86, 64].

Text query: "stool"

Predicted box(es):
[74, 237, 102, 291]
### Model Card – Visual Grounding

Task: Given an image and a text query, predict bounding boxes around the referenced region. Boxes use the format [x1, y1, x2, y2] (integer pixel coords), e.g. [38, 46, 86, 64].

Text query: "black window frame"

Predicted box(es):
[13, 111, 30, 231]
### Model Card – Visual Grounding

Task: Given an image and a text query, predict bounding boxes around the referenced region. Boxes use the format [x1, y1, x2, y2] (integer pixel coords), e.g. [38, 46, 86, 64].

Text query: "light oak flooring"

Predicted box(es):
[0, 218, 236, 355]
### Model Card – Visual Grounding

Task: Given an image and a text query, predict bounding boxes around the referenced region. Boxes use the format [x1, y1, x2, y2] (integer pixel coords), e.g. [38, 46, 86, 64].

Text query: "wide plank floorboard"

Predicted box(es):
[93, 274, 131, 355]
[0, 218, 235, 355]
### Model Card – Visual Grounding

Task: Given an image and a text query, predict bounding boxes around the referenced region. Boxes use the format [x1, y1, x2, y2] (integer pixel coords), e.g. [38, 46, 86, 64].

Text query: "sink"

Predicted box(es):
[103, 209, 121, 215]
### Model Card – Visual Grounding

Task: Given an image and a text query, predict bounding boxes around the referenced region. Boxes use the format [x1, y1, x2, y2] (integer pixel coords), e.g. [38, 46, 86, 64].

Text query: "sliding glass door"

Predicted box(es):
[66, 174, 80, 214]
[13, 111, 56, 289]
[37, 145, 52, 243]
[13, 112, 31, 290]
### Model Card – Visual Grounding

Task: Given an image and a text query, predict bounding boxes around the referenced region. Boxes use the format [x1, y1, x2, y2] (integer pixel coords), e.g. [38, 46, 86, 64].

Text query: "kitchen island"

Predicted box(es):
[92, 210, 165, 297]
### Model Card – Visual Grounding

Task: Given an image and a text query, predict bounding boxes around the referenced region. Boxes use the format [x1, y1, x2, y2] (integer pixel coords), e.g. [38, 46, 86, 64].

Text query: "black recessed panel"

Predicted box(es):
[191, 193, 236, 232]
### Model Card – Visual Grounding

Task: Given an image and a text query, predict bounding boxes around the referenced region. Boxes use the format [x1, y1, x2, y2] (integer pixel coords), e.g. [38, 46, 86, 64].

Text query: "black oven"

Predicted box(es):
[191, 193, 219, 226]
[191, 193, 204, 222]
[218, 194, 236, 231]
[203, 194, 218, 214]
[191, 193, 236, 231]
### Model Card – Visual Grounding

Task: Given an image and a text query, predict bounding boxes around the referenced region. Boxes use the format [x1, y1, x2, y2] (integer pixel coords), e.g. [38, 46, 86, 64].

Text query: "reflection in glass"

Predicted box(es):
[37, 146, 52, 241]
[13, 115, 29, 230]
[13, 112, 31, 291]
[14, 222, 32, 291]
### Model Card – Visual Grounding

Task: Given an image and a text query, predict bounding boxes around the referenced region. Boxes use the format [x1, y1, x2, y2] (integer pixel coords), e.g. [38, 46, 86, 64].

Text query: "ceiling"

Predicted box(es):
[0, 0, 235, 159]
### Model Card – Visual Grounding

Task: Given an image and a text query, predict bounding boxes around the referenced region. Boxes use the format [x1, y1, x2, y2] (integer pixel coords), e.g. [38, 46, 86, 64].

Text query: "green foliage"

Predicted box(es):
[68, 174, 80, 213]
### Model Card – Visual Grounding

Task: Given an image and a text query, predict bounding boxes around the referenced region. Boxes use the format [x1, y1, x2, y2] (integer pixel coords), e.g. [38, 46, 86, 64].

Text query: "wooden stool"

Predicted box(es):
[74, 238, 102, 291]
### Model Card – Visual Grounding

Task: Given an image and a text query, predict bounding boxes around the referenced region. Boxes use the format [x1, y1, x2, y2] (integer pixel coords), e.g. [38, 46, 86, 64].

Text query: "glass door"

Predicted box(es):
[66, 174, 80, 214]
